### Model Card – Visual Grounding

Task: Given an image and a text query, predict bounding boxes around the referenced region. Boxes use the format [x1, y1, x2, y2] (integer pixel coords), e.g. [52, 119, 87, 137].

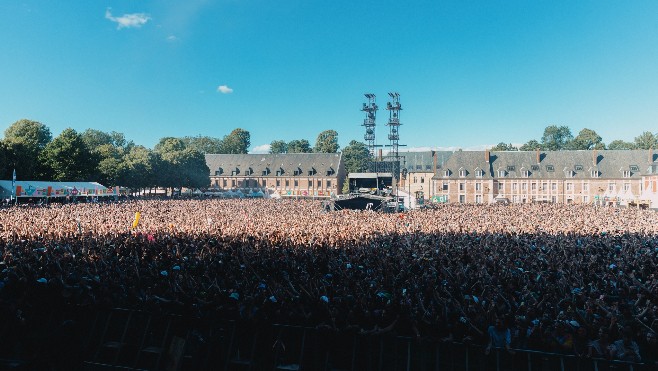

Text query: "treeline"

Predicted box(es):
[490, 125, 658, 151]
[0, 119, 254, 191]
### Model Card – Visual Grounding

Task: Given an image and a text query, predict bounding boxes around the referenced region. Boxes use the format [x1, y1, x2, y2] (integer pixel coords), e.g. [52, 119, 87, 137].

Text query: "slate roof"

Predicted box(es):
[205, 153, 342, 177]
[436, 150, 656, 180]
[398, 151, 453, 172]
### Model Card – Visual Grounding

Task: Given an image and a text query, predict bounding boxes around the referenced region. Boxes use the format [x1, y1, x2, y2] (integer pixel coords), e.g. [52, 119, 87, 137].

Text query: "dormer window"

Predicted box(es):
[590, 169, 599, 178]
[574, 165, 583, 171]
[308, 167, 316, 176]
[276, 167, 284, 176]
[498, 169, 506, 177]
[531, 165, 540, 171]
[475, 169, 484, 178]
[459, 169, 467, 177]
[564, 168, 574, 178]
[326, 167, 335, 176]
[622, 170, 631, 178]
[443, 170, 451, 177]
[546, 165, 554, 172]
[630, 165, 639, 172]
[507, 165, 516, 172]
[522, 170, 530, 178]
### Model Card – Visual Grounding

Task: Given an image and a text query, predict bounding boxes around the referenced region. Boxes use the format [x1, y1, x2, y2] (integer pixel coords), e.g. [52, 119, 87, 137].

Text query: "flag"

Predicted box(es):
[132, 212, 141, 229]
[11, 169, 16, 198]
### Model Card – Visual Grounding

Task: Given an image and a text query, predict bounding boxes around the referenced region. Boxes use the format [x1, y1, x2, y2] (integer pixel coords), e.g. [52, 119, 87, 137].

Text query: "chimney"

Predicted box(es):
[485, 150, 490, 163]
[433, 151, 438, 173]
[536, 148, 540, 164]
[592, 149, 597, 166]
[378, 149, 383, 161]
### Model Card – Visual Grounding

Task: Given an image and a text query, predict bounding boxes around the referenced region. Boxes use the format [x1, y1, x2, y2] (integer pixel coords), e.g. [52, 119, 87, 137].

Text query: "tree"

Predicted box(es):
[541, 125, 573, 151]
[342, 140, 371, 174]
[519, 140, 542, 151]
[81, 129, 131, 186]
[0, 140, 8, 179]
[287, 139, 312, 153]
[39, 128, 95, 181]
[314, 130, 339, 153]
[3, 119, 53, 179]
[634, 131, 658, 150]
[269, 140, 288, 154]
[181, 135, 223, 154]
[490, 142, 517, 151]
[607, 140, 636, 150]
[568, 128, 604, 150]
[220, 128, 250, 154]
[123, 145, 158, 191]
[154, 138, 209, 192]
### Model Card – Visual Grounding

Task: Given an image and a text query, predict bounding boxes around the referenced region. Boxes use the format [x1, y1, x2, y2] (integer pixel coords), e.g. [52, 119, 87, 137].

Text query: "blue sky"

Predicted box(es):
[1, 1, 657, 153]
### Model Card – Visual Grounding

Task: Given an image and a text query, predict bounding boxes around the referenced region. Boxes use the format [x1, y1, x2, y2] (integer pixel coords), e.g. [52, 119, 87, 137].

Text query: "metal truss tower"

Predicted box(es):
[361, 94, 378, 156]
[386, 92, 402, 162]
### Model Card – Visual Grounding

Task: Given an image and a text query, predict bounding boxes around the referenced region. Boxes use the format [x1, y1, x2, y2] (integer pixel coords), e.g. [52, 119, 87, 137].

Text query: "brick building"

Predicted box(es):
[431, 149, 657, 207]
[205, 153, 346, 198]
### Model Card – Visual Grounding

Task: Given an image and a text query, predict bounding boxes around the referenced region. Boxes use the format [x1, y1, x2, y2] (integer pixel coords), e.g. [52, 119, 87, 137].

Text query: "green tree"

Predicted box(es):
[490, 142, 517, 151]
[220, 128, 250, 154]
[39, 128, 95, 181]
[154, 137, 209, 192]
[568, 128, 604, 150]
[3, 119, 53, 179]
[634, 131, 658, 150]
[342, 140, 371, 174]
[269, 140, 288, 154]
[607, 140, 636, 150]
[541, 125, 573, 151]
[314, 130, 339, 153]
[519, 140, 542, 151]
[81, 129, 131, 186]
[0, 140, 8, 179]
[287, 139, 312, 153]
[181, 135, 224, 154]
[123, 145, 158, 191]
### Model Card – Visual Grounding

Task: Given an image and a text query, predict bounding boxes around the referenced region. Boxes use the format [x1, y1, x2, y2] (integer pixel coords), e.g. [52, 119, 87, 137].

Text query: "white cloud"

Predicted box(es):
[166, 35, 179, 42]
[105, 8, 151, 29]
[250, 144, 271, 154]
[217, 85, 233, 94]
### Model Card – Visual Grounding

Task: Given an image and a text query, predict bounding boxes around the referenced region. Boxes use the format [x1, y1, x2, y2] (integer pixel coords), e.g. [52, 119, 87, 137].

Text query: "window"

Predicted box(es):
[531, 165, 540, 171]
[512, 183, 518, 191]
[425, 165, 432, 171]
[551, 183, 557, 191]
[459, 195, 465, 203]
[475, 183, 481, 191]
[551, 196, 557, 203]
[622, 170, 631, 178]
[583, 196, 589, 203]
[522, 170, 530, 178]
[531, 183, 537, 191]
[308, 180, 313, 188]
[583, 183, 589, 192]
[262, 180, 267, 187]
[546, 165, 554, 172]
[507, 165, 516, 172]
[413, 177, 417, 184]
[326, 180, 332, 188]
[285, 180, 289, 187]
[443, 170, 450, 177]
[459, 183, 465, 191]
[231, 180, 236, 187]
[276, 180, 280, 187]
[565, 171, 574, 178]
[476, 169, 484, 178]
[574, 165, 583, 171]
[630, 165, 639, 172]
[442, 183, 449, 191]
[497, 182, 503, 191]
[459, 169, 466, 177]
[542, 183, 547, 191]
[498, 170, 506, 177]
[512, 195, 519, 203]
[623, 183, 630, 191]
[566, 183, 573, 191]
[416, 165, 422, 171]
[590, 170, 599, 178]
[608, 182, 615, 191]
[475, 195, 483, 204]
[420, 177, 425, 183]
[522, 183, 527, 191]
[223, 179, 227, 187]
[317, 180, 321, 188]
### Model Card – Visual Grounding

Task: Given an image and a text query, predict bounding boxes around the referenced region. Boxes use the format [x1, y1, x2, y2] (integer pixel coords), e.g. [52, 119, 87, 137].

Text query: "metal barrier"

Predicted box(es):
[79, 311, 650, 371]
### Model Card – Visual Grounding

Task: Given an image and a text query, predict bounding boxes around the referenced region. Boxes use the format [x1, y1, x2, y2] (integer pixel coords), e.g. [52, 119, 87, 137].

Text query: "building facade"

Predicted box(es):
[205, 153, 346, 198]
[397, 151, 453, 198]
[431, 149, 657, 207]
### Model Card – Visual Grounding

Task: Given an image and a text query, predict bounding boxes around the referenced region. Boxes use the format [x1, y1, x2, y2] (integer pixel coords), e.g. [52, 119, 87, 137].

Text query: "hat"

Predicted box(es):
[320, 295, 329, 303]
[229, 292, 240, 300]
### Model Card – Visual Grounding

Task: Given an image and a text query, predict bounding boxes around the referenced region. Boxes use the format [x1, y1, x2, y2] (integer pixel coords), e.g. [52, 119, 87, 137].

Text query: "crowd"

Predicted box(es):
[0, 199, 657, 364]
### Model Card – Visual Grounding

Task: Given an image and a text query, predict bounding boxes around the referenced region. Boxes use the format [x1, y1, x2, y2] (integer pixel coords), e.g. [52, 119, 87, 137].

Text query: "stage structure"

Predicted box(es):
[361, 93, 381, 157]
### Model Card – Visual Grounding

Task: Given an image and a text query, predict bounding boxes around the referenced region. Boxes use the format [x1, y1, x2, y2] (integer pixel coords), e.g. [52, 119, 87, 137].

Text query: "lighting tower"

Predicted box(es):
[386, 92, 402, 162]
[361, 94, 378, 156]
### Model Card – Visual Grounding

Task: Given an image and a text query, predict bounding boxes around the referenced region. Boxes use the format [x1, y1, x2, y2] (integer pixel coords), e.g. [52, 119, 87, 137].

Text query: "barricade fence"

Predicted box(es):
[75, 308, 652, 371]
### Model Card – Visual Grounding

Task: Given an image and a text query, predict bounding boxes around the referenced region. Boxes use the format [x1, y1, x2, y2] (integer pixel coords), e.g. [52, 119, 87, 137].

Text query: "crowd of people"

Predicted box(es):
[0, 199, 657, 365]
